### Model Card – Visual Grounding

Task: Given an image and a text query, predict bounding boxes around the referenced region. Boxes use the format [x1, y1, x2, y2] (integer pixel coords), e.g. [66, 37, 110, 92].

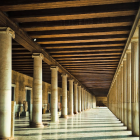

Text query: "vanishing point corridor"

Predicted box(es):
[14, 108, 139, 140]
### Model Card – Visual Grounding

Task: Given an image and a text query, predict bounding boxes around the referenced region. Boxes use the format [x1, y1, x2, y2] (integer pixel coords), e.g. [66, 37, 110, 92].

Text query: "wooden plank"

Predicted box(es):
[62, 62, 119, 65]
[24, 23, 132, 32]
[38, 38, 127, 44]
[0, 11, 86, 89]
[12, 10, 136, 22]
[58, 60, 119, 63]
[49, 48, 123, 53]
[44, 44, 124, 49]
[52, 52, 122, 57]
[0, 0, 138, 11]
[55, 56, 120, 60]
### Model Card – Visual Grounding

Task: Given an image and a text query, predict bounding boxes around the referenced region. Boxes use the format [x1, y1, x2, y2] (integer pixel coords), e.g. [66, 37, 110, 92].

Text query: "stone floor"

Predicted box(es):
[14, 107, 139, 140]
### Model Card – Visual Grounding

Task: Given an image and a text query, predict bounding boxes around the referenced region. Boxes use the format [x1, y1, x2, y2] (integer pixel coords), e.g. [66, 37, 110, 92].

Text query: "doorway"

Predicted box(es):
[26, 90, 31, 113]
[48, 93, 51, 110]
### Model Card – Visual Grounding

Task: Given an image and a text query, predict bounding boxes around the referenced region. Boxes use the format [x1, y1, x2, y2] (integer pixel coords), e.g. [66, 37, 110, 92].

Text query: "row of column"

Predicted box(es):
[0, 27, 96, 139]
[107, 38, 139, 136]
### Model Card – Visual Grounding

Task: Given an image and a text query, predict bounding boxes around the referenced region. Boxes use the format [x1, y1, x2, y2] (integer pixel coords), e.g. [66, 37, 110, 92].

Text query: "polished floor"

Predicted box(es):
[14, 107, 139, 140]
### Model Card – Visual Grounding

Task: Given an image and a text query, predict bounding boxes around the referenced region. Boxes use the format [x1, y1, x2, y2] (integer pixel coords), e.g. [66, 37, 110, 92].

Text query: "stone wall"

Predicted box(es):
[96, 97, 107, 106]
[12, 70, 66, 114]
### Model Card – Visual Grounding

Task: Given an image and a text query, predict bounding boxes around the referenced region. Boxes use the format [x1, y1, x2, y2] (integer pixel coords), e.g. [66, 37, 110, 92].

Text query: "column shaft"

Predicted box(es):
[123, 59, 127, 126]
[81, 88, 83, 111]
[126, 50, 132, 130]
[0, 27, 14, 139]
[74, 82, 78, 114]
[120, 66, 123, 122]
[68, 79, 74, 115]
[32, 53, 44, 128]
[131, 41, 139, 136]
[78, 86, 81, 112]
[50, 66, 58, 122]
[61, 74, 67, 118]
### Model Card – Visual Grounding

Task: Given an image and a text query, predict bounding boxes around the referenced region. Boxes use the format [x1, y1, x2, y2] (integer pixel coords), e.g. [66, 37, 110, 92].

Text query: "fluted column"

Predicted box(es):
[81, 88, 83, 111]
[32, 53, 44, 128]
[131, 41, 139, 136]
[61, 74, 67, 118]
[83, 89, 85, 110]
[123, 57, 127, 126]
[50, 66, 58, 122]
[120, 64, 123, 122]
[68, 79, 74, 116]
[78, 85, 81, 113]
[0, 27, 15, 139]
[74, 82, 78, 114]
[126, 49, 132, 130]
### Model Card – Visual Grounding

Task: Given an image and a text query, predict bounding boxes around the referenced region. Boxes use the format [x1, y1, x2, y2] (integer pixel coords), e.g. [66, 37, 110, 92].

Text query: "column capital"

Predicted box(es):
[61, 73, 68, 77]
[126, 49, 131, 54]
[123, 55, 126, 61]
[32, 53, 44, 59]
[131, 37, 138, 43]
[0, 27, 15, 38]
[74, 81, 78, 85]
[50, 66, 59, 71]
[68, 78, 74, 82]
[78, 85, 81, 88]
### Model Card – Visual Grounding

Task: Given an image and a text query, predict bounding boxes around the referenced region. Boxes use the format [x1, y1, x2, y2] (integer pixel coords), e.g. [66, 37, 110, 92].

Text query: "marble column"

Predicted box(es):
[83, 89, 85, 110]
[50, 66, 59, 122]
[131, 41, 139, 136]
[74, 82, 78, 114]
[126, 49, 132, 130]
[0, 27, 15, 139]
[68, 79, 74, 116]
[81, 88, 83, 111]
[78, 86, 81, 113]
[117, 70, 120, 120]
[120, 64, 123, 122]
[123, 57, 127, 126]
[61, 74, 67, 118]
[85, 90, 87, 110]
[32, 53, 44, 128]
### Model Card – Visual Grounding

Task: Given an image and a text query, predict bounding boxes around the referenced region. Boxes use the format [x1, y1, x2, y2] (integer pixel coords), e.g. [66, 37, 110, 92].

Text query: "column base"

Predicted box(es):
[74, 112, 78, 114]
[68, 113, 74, 117]
[60, 115, 68, 118]
[0, 137, 14, 140]
[30, 122, 44, 128]
[78, 111, 81, 113]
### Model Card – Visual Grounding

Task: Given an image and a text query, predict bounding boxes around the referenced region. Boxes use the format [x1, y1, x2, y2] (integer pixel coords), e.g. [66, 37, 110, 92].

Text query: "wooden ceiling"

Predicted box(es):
[0, 0, 139, 96]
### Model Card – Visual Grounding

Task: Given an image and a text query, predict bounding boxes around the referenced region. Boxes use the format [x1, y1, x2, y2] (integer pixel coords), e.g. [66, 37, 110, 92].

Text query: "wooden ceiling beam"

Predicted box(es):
[58, 60, 119, 63]
[52, 52, 122, 57]
[11, 10, 136, 23]
[0, 0, 138, 11]
[0, 12, 87, 91]
[24, 22, 132, 32]
[45, 44, 124, 49]
[56, 56, 120, 60]
[38, 38, 127, 45]
[49, 48, 123, 54]
[64, 65, 117, 67]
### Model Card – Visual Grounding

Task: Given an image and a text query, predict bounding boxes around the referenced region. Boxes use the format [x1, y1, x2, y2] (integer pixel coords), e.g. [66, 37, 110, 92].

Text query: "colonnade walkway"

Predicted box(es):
[14, 107, 139, 140]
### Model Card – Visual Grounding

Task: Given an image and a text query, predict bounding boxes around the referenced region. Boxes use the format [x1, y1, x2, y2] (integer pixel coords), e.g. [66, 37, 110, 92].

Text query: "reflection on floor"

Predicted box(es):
[14, 107, 139, 140]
